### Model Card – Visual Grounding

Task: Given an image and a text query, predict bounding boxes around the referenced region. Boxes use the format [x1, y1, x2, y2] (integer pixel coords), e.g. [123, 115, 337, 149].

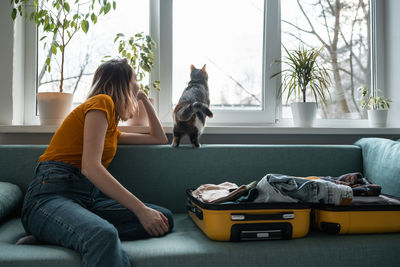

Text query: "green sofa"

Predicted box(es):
[1, 142, 399, 267]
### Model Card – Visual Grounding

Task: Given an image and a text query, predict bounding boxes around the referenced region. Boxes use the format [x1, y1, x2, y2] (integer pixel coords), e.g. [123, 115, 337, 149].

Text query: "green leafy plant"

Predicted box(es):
[110, 32, 160, 96]
[11, 0, 116, 93]
[359, 87, 391, 110]
[271, 45, 331, 105]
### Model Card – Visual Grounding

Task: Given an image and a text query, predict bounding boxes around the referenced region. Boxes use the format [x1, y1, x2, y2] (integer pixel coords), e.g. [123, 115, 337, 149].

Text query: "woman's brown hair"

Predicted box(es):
[87, 58, 138, 121]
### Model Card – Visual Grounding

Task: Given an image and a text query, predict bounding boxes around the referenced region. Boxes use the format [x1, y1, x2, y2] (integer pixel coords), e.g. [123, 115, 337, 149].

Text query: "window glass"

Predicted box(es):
[37, 0, 149, 105]
[281, 0, 370, 119]
[173, 0, 264, 110]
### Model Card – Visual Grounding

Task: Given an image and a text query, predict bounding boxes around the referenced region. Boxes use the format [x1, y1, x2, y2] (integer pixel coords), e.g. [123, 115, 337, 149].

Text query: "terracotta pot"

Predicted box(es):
[291, 102, 317, 127]
[37, 92, 73, 125]
[126, 98, 154, 126]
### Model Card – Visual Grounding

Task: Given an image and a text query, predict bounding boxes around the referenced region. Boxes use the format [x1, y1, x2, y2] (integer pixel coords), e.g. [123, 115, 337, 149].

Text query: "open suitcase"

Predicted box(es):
[313, 194, 400, 234]
[186, 189, 311, 241]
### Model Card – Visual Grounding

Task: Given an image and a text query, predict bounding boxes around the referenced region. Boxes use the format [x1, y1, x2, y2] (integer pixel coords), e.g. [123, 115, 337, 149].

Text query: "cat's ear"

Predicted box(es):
[190, 64, 196, 71]
[201, 64, 207, 72]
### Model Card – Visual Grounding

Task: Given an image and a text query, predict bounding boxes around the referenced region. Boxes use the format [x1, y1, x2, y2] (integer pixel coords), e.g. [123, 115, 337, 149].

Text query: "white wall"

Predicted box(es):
[385, 0, 400, 127]
[0, 1, 14, 125]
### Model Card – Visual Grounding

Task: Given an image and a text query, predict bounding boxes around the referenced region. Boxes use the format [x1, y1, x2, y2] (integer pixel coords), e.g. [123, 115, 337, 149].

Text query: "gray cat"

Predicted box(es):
[172, 64, 213, 147]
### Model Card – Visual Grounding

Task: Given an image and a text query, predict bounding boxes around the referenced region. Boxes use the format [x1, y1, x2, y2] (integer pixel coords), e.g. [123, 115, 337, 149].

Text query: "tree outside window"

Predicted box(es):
[281, 0, 370, 119]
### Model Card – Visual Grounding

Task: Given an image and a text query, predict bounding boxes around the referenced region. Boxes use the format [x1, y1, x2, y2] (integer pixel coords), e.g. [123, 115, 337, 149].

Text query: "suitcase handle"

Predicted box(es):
[186, 201, 203, 220]
[231, 223, 292, 241]
[231, 212, 294, 221]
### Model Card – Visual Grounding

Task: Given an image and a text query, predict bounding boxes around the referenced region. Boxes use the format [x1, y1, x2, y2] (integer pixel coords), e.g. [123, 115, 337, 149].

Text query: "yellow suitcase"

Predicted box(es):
[313, 194, 400, 234]
[186, 189, 311, 241]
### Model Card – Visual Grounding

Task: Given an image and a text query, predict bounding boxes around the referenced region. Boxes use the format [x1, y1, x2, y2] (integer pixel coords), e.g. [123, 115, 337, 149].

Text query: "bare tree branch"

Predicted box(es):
[296, 0, 350, 113]
[73, 53, 90, 94]
[283, 31, 314, 49]
[296, 0, 330, 50]
[282, 20, 313, 34]
[40, 73, 93, 86]
[206, 58, 261, 104]
[319, 0, 332, 44]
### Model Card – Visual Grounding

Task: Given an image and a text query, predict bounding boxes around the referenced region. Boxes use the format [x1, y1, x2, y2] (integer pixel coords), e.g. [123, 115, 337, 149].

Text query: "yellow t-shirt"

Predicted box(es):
[39, 94, 122, 168]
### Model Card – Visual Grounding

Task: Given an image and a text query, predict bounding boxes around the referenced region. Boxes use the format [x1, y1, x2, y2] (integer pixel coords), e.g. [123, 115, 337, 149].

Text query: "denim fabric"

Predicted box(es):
[254, 176, 299, 203]
[21, 161, 174, 267]
[255, 174, 353, 205]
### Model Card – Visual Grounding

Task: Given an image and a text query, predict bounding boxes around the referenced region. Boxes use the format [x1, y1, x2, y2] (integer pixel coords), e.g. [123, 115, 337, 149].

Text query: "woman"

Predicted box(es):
[20, 59, 173, 267]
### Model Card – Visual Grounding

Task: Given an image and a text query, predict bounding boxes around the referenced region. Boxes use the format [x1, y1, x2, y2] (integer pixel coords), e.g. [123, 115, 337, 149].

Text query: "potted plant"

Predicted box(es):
[11, 0, 115, 125]
[272, 46, 331, 127]
[110, 32, 160, 126]
[359, 87, 391, 127]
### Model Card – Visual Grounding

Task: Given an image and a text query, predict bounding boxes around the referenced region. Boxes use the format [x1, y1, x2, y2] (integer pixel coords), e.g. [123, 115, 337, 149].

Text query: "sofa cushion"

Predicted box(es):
[0, 182, 23, 220]
[355, 138, 400, 196]
[0, 215, 399, 267]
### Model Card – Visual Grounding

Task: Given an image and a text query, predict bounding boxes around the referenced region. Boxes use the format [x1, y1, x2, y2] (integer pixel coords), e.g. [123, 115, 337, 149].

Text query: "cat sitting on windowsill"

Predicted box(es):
[172, 64, 213, 148]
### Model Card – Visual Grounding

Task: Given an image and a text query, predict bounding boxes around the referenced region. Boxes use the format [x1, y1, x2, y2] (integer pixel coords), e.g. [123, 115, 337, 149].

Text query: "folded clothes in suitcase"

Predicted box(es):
[313, 194, 400, 234]
[186, 189, 311, 241]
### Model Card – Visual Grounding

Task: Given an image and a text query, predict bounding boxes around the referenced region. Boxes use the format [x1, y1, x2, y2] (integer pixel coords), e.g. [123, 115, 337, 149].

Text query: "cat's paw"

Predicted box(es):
[172, 136, 181, 147]
[171, 141, 179, 147]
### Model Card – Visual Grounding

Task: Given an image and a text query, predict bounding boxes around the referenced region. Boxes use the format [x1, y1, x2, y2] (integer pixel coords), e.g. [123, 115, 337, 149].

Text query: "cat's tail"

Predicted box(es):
[175, 102, 213, 121]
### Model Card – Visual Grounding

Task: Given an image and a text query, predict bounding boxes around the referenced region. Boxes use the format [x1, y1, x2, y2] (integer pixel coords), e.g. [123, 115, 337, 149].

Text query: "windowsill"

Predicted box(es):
[0, 123, 399, 135]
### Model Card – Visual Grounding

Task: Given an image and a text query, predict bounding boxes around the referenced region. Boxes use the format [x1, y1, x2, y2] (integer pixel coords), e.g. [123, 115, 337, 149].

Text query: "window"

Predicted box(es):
[281, 0, 371, 120]
[173, 0, 264, 110]
[24, 0, 377, 126]
[37, 0, 149, 104]
[159, 0, 278, 125]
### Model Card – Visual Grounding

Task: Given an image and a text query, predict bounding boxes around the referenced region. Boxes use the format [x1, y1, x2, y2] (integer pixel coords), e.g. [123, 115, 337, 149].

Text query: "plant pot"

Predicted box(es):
[291, 102, 317, 127]
[367, 110, 388, 127]
[37, 92, 73, 125]
[126, 98, 154, 126]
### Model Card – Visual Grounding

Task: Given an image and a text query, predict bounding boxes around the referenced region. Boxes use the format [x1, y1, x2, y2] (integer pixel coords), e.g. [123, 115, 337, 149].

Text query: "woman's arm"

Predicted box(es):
[81, 110, 169, 236]
[118, 92, 168, 145]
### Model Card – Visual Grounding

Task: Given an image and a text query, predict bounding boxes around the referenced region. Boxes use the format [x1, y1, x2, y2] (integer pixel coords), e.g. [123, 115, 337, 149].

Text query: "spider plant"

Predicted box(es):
[272, 45, 331, 106]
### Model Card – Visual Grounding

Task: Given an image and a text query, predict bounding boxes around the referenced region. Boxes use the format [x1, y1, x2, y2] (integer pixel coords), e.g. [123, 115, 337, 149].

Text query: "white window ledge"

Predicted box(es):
[0, 124, 399, 135]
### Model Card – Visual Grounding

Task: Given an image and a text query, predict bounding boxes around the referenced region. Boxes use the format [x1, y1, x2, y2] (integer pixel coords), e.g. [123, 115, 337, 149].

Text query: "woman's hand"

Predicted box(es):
[136, 206, 169, 236]
[136, 90, 148, 102]
[118, 89, 168, 145]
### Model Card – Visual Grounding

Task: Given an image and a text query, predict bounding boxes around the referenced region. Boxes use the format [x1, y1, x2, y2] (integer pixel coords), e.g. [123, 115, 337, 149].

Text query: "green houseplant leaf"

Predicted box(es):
[271, 45, 331, 106]
[109, 32, 160, 97]
[11, 0, 114, 93]
[359, 87, 391, 110]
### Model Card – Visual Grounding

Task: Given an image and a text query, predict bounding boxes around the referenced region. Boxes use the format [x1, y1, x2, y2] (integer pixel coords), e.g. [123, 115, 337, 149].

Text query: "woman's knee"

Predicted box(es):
[91, 224, 120, 244]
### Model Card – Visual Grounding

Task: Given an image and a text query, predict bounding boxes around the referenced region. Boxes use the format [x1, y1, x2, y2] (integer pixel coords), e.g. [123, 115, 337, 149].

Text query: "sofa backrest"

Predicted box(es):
[0, 144, 363, 213]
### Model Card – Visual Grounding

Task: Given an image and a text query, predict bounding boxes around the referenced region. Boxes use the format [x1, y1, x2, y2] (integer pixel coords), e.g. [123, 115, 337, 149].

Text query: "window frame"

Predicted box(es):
[21, 0, 381, 127]
[157, 0, 279, 126]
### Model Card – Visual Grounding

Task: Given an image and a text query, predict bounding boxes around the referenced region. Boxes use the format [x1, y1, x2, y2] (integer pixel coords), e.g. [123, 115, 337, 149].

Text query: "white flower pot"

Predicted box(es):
[367, 110, 388, 127]
[291, 102, 317, 127]
[37, 92, 73, 125]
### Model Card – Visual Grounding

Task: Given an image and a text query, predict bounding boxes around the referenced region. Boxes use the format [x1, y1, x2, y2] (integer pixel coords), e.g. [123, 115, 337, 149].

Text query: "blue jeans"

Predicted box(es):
[21, 161, 174, 267]
[255, 174, 353, 205]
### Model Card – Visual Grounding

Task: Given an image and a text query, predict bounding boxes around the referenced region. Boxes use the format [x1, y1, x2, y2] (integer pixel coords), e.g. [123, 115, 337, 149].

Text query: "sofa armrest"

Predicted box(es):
[0, 182, 23, 220]
[355, 138, 400, 197]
